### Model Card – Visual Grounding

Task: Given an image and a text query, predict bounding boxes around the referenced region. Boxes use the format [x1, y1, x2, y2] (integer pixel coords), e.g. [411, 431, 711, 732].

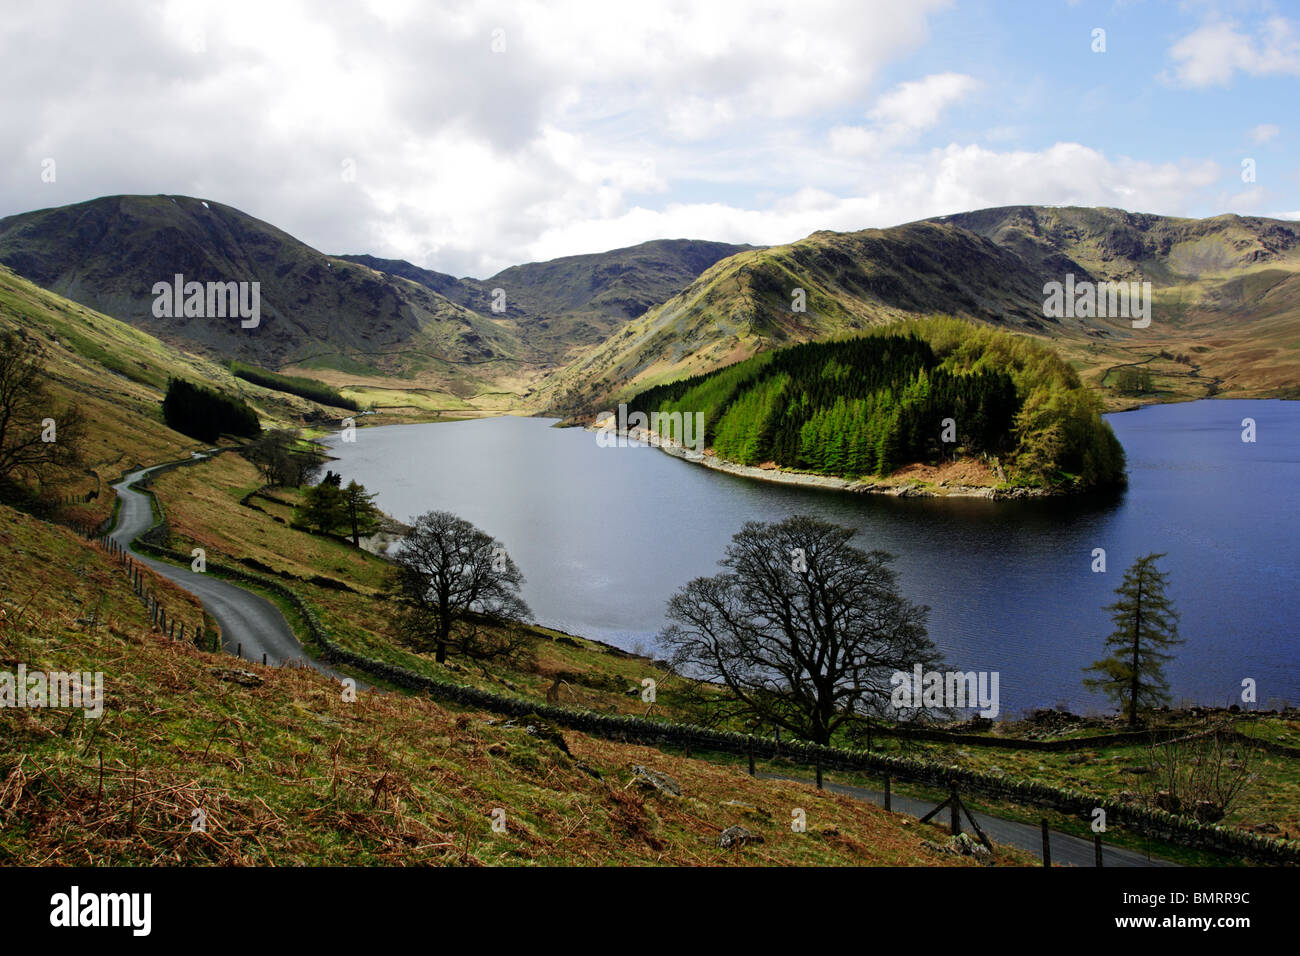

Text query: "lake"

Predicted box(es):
[323, 399, 1300, 716]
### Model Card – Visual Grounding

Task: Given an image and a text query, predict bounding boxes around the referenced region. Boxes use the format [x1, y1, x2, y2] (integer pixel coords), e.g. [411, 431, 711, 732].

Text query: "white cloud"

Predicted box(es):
[1165, 17, 1300, 87]
[0, 0, 1257, 280]
[514, 143, 1224, 266]
[830, 73, 977, 157]
[0, 0, 953, 275]
[1249, 123, 1280, 143]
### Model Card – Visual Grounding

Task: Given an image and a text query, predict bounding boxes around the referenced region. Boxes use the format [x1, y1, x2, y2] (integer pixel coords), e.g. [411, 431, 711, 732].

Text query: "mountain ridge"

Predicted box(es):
[540, 205, 1300, 413]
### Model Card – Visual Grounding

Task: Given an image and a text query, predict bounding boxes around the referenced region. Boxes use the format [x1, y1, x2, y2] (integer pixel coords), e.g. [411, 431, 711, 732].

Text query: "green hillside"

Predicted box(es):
[343, 238, 753, 364]
[0, 195, 530, 402]
[627, 317, 1125, 490]
[0, 262, 361, 501]
[543, 207, 1300, 414]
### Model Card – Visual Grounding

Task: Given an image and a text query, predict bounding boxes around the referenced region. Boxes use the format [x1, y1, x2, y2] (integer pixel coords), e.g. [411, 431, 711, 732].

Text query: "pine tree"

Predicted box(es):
[342, 480, 381, 546]
[295, 481, 347, 535]
[1083, 553, 1183, 726]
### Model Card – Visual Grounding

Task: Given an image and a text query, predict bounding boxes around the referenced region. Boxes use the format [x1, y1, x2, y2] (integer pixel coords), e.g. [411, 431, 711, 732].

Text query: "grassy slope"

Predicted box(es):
[1, 506, 1016, 866]
[540, 210, 1300, 415]
[0, 262, 354, 450]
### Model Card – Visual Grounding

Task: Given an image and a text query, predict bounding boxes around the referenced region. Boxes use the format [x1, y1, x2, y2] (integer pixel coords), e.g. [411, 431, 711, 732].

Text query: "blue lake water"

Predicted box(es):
[323, 399, 1299, 716]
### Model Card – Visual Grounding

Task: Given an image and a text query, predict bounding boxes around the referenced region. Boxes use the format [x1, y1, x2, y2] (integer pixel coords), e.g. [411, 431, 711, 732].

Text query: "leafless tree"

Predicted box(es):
[0, 331, 84, 496]
[388, 510, 532, 665]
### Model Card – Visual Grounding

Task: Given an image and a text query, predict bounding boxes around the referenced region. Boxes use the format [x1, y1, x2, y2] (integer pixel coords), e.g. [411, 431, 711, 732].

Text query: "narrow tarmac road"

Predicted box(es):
[111, 463, 354, 683]
[758, 773, 1179, 868]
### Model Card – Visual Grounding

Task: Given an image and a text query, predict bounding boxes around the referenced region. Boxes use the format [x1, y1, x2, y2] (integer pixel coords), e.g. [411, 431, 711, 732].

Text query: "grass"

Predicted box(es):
[1, 503, 1031, 866]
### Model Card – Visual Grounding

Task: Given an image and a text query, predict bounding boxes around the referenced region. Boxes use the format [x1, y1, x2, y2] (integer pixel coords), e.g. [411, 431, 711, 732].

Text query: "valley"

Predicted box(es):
[1, 196, 1297, 870]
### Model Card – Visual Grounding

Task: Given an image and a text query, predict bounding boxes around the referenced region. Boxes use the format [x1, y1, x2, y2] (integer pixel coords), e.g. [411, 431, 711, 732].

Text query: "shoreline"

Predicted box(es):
[596, 424, 1056, 499]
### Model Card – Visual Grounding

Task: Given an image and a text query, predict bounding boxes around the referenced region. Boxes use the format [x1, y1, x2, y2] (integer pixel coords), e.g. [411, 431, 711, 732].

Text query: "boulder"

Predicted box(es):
[718, 825, 764, 849]
[630, 765, 681, 796]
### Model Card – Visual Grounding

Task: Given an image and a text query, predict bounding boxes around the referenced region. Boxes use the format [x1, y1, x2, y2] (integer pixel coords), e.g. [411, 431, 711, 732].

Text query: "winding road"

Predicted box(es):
[111, 462, 351, 681]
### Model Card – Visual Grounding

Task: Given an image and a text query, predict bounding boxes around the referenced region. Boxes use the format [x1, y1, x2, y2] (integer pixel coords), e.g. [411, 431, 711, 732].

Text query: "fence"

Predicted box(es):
[76, 526, 212, 651]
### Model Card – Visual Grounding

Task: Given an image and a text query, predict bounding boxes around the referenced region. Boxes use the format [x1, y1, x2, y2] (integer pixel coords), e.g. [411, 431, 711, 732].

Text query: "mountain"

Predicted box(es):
[933, 205, 1300, 282]
[0, 195, 533, 402]
[0, 260, 347, 492]
[542, 207, 1300, 412]
[340, 238, 753, 361]
[0, 195, 749, 410]
[6, 196, 1297, 416]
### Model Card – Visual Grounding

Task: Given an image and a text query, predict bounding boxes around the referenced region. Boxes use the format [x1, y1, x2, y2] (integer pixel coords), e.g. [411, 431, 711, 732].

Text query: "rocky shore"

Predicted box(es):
[596, 424, 1055, 499]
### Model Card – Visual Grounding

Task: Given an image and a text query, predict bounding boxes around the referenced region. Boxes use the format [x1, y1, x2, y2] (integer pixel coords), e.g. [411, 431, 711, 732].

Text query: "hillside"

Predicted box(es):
[342, 238, 753, 362]
[0, 262, 366, 503]
[0, 196, 748, 413]
[541, 207, 1300, 413]
[0, 506, 1021, 866]
[0, 195, 531, 405]
[625, 318, 1125, 492]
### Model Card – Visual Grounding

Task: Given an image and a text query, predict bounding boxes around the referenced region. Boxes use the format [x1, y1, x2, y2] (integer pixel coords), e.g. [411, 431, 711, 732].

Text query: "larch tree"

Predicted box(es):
[1083, 552, 1183, 727]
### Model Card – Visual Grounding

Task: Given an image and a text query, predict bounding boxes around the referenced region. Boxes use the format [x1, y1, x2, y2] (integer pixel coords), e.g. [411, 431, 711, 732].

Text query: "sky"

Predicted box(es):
[2, 0, 1298, 278]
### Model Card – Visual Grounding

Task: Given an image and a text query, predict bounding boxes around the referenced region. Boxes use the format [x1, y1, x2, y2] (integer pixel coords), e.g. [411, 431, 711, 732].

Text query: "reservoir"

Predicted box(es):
[323, 399, 1299, 715]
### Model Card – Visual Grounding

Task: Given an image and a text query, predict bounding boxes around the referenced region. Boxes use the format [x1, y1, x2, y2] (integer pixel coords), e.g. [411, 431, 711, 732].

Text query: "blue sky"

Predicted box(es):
[2, 0, 1297, 276]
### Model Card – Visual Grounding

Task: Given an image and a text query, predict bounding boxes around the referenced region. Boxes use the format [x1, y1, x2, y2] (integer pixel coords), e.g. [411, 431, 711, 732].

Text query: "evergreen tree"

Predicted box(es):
[341, 480, 381, 546]
[162, 378, 260, 443]
[624, 319, 1124, 488]
[295, 481, 347, 535]
[1083, 553, 1183, 726]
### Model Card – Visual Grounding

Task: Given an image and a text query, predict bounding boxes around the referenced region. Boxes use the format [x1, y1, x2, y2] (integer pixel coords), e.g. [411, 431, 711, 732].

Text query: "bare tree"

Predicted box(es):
[243, 429, 324, 487]
[1140, 727, 1257, 823]
[659, 515, 938, 746]
[0, 331, 84, 495]
[388, 510, 532, 665]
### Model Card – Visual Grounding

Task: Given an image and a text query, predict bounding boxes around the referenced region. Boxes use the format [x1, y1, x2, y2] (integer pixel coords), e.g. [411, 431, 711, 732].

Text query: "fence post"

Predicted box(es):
[950, 787, 961, 836]
[1094, 832, 1104, 867]
[884, 775, 891, 812]
[1041, 819, 1051, 867]
[747, 736, 755, 776]
[815, 754, 823, 790]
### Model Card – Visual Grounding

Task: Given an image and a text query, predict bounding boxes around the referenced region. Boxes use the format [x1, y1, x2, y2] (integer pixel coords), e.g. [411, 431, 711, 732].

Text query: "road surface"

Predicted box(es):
[111, 462, 354, 683]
